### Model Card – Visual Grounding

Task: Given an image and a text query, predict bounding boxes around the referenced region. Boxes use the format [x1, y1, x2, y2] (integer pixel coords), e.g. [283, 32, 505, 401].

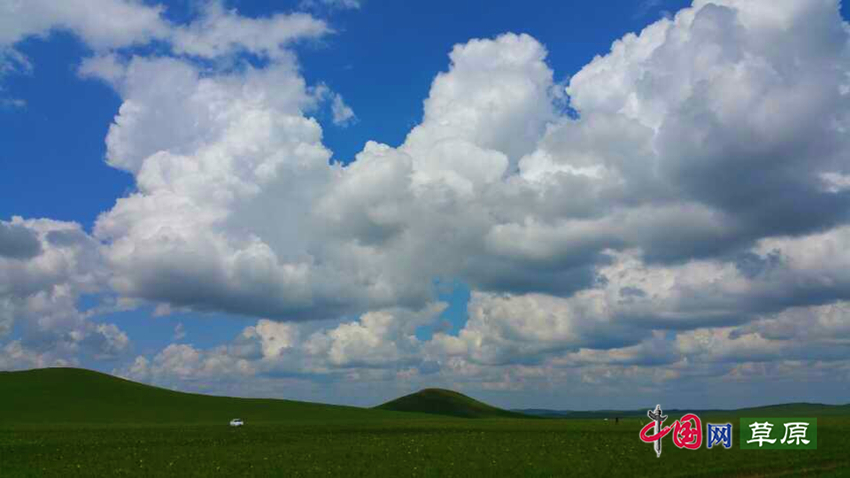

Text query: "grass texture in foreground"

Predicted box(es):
[1, 368, 848, 477]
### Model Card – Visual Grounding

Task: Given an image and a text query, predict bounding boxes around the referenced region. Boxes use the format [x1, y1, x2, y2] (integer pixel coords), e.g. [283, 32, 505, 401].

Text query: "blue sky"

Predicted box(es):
[2, 0, 850, 410]
[2, 0, 697, 229]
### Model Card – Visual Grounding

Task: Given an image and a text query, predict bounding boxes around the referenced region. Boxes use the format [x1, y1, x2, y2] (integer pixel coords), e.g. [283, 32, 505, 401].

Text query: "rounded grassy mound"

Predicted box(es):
[375, 388, 529, 419]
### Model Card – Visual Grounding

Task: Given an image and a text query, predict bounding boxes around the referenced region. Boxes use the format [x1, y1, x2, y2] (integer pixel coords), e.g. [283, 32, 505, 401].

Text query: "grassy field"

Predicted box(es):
[2, 369, 848, 477]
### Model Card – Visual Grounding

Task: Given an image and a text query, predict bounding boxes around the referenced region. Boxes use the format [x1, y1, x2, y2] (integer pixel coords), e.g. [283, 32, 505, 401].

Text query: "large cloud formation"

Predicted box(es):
[0, 0, 335, 368]
[3, 0, 850, 407]
[0, 218, 129, 369]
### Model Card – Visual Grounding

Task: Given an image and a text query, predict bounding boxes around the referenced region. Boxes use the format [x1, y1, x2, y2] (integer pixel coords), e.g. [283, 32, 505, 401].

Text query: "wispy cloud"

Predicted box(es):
[300, 0, 361, 11]
[634, 0, 663, 19]
[173, 323, 186, 341]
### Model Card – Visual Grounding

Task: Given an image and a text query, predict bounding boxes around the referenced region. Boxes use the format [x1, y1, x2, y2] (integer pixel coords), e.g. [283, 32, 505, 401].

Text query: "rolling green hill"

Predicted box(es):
[0, 367, 426, 425]
[375, 388, 530, 419]
[3, 367, 844, 427]
[2, 368, 849, 477]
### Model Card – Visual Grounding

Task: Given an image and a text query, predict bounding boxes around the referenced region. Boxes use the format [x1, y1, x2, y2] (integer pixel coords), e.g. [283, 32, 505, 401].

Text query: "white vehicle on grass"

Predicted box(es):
[229, 418, 244, 427]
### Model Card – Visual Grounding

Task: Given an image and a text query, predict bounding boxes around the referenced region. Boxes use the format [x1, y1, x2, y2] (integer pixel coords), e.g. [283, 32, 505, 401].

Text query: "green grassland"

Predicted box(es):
[0, 368, 427, 425]
[1, 368, 849, 477]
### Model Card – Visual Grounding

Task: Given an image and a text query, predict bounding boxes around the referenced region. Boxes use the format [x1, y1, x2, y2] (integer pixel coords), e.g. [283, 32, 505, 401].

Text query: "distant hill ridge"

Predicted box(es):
[2, 368, 846, 426]
[0, 367, 428, 425]
[375, 388, 530, 419]
[0, 368, 528, 424]
[513, 402, 850, 419]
